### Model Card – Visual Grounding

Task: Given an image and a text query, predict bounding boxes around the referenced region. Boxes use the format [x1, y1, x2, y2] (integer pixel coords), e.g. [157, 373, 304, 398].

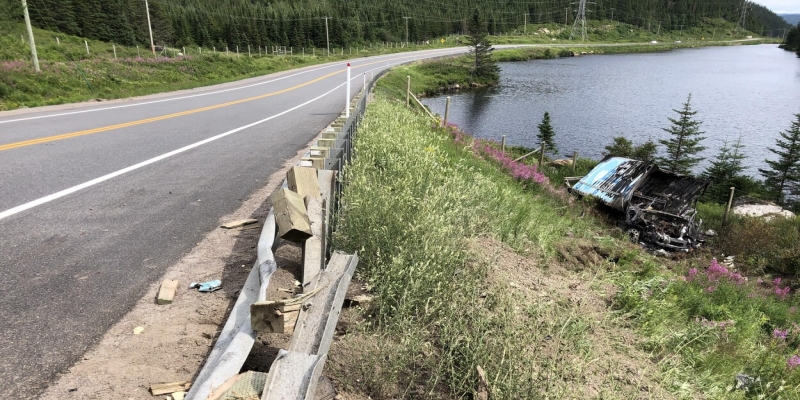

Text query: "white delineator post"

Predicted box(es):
[345, 63, 351, 118]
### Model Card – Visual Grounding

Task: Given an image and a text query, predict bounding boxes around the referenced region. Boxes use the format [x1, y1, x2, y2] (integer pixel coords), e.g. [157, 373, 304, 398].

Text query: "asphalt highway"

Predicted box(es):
[0, 47, 470, 398]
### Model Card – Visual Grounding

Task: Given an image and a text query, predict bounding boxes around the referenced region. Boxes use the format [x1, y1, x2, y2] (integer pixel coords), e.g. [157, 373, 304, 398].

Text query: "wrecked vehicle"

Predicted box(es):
[565, 157, 709, 251]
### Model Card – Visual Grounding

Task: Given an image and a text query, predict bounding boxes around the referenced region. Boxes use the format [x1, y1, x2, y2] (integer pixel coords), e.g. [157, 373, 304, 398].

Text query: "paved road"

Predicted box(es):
[0, 47, 470, 398]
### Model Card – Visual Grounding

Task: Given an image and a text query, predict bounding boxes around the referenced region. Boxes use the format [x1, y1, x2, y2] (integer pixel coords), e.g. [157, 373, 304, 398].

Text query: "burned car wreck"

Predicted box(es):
[566, 157, 709, 251]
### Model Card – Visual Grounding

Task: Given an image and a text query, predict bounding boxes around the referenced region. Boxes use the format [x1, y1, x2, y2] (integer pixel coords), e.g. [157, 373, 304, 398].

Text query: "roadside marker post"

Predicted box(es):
[345, 63, 351, 118]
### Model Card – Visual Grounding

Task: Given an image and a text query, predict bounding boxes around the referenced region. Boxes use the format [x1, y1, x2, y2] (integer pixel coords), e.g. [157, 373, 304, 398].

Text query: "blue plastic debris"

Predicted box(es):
[189, 280, 222, 292]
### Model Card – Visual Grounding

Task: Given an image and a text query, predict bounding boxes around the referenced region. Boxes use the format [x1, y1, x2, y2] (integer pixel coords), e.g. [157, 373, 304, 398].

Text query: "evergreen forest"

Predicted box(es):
[0, 0, 791, 50]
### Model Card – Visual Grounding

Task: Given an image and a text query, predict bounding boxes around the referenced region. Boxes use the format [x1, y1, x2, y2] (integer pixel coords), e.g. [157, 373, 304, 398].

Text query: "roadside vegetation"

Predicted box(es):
[328, 57, 800, 399]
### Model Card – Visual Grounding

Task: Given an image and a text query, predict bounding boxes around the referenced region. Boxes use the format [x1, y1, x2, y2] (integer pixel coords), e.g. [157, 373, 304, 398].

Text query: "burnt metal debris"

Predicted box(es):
[566, 157, 709, 251]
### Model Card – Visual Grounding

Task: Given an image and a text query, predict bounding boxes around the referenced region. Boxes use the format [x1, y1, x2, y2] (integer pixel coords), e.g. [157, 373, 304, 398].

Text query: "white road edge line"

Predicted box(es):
[0, 81, 349, 221]
[0, 48, 465, 125]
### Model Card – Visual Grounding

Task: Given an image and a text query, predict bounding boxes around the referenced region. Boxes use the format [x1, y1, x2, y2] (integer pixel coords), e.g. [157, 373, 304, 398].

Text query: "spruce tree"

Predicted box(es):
[537, 112, 557, 154]
[702, 138, 746, 203]
[467, 8, 499, 83]
[656, 94, 707, 175]
[603, 137, 634, 158]
[603, 137, 657, 163]
[758, 113, 800, 204]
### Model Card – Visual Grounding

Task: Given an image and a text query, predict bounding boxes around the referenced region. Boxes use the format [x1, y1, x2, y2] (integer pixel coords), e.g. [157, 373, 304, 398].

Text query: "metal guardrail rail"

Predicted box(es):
[185, 66, 388, 400]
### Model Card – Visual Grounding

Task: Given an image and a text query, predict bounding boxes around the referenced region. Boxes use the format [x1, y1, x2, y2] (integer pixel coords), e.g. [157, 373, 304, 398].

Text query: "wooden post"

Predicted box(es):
[501, 136, 506, 155]
[571, 151, 578, 174]
[539, 142, 545, 166]
[443, 96, 450, 127]
[722, 187, 736, 227]
[406, 76, 411, 107]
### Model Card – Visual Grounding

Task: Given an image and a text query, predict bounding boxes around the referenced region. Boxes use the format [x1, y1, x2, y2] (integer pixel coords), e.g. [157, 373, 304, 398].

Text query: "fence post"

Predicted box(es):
[572, 151, 578, 174]
[406, 76, 411, 107]
[113, 45, 116, 59]
[85, 40, 89, 55]
[501, 136, 506, 155]
[539, 143, 545, 166]
[722, 187, 736, 227]
[443, 96, 451, 127]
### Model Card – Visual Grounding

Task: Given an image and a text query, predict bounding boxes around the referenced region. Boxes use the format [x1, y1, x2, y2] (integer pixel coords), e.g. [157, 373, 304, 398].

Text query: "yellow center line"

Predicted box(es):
[0, 69, 342, 152]
[0, 48, 461, 152]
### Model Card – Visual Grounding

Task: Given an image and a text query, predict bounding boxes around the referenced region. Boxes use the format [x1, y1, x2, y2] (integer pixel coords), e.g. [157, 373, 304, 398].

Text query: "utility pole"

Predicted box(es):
[323, 17, 331, 56]
[565, 8, 568, 27]
[736, 0, 749, 33]
[610, 8, 614, 23]
[21, 0, 39, 72]
[569, 0, 588, 41]
[523, 13, 527, 35]
[145, 0, 155, 55]
[403, 17, 410, 46]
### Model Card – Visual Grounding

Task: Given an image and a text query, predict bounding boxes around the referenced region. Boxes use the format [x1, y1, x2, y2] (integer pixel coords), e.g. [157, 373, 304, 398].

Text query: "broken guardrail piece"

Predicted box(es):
[272, 188, 313, 243]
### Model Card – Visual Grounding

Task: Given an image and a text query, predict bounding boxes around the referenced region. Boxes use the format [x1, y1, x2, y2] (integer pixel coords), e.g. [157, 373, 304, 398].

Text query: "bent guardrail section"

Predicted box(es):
[186, 65, 388, 400]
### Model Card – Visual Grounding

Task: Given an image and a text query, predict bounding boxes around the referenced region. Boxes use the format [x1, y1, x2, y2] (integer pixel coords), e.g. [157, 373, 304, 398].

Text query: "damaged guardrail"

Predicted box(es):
[185, 66, 386, 400]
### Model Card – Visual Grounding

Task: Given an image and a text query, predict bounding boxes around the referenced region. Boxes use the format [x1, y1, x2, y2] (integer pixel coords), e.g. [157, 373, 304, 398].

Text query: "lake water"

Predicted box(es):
[421, 44, 800, 175]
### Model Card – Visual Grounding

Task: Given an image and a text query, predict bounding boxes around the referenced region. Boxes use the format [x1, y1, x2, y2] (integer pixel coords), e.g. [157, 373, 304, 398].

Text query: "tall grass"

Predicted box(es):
[332, 96, 606, 398]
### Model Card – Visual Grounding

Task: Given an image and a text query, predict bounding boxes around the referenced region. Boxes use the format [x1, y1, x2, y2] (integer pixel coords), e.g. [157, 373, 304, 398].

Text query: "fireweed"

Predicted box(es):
[616, 258, 800, 398]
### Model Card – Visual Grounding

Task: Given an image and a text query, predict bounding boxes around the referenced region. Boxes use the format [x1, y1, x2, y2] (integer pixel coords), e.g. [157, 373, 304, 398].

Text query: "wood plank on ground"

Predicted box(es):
[150, 380, 191, 395]
[156, 279, 179, 305]
[220, 219, 258, 229]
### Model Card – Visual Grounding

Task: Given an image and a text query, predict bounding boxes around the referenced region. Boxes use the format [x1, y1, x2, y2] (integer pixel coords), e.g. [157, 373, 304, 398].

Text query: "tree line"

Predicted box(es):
[780, 23, 800, 56]
[0, 0, 791, 49]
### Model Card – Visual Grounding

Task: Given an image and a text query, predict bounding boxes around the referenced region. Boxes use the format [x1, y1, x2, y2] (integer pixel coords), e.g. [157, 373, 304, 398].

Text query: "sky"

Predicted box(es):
[755, 0, 800, 14]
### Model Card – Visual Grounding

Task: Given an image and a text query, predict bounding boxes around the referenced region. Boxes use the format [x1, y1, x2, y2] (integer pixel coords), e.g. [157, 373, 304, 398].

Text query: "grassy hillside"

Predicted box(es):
[326, 64, 800, 399]
[0, 21, 438, 111]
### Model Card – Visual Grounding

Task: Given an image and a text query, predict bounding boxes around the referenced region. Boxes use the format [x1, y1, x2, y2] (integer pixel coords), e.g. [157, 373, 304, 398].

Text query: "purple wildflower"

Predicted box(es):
[705, 259, 729, 282]
[775, 286, 791, 300]
[687, 268, 698, 281]
[788, 355, 800, 369]
[774, 329, 788, 340]
[774, 278, 782, 286]
[706, 286, 717, 293]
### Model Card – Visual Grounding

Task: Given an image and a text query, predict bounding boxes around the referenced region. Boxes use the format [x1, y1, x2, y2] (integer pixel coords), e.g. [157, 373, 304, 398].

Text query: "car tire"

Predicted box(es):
[625, 226, 642, 243]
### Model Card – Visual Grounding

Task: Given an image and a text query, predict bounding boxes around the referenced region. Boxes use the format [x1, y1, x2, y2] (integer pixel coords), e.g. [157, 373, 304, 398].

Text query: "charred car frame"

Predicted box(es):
[565, 157, 709, 251]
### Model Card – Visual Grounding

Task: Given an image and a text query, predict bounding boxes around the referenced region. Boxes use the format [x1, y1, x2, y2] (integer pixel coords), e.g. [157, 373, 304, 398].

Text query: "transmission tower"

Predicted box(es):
[569, 0, 588, 41]
[736, 0, 749, 33]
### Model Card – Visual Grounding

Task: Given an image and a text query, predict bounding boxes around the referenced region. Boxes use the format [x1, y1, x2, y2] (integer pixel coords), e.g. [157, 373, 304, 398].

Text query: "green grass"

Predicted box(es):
[0, 20, 449, 111]
[332, 95, 614, 398]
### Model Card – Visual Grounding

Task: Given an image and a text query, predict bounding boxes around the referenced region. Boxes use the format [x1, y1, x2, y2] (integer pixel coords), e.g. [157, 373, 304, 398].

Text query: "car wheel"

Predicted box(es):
[625, 227, 642, 243]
